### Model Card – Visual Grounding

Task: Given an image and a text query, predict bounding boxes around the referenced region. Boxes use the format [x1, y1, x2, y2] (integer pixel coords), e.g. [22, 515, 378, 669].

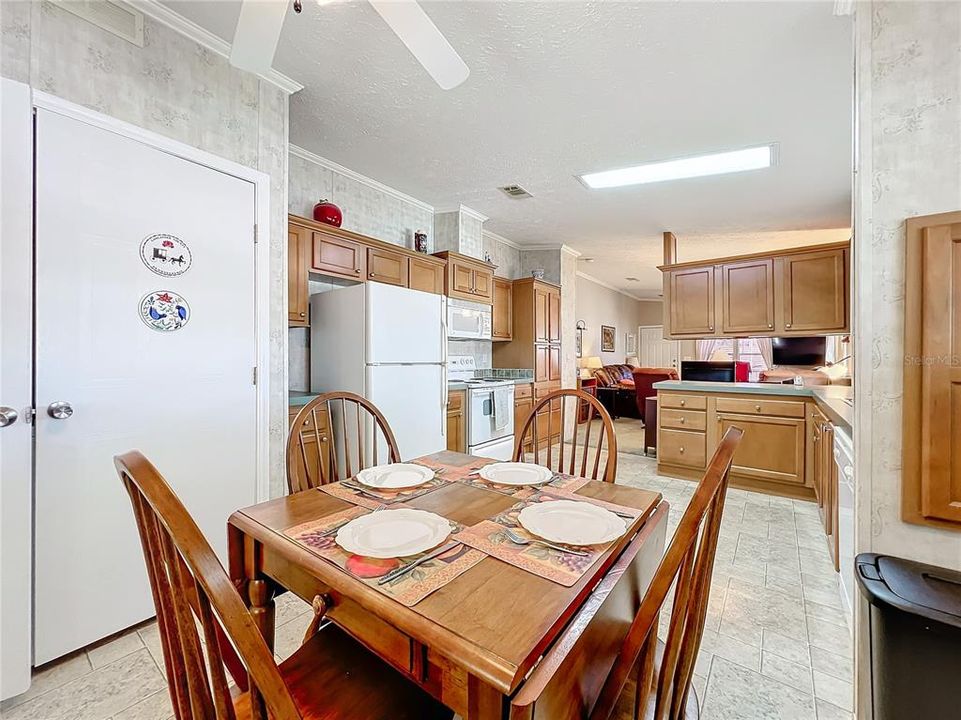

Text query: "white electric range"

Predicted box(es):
[448, 356, 515, 460]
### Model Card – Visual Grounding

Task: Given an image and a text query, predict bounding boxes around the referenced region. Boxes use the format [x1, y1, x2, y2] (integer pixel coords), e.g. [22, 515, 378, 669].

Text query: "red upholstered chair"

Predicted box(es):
[632, 368, 679, 422]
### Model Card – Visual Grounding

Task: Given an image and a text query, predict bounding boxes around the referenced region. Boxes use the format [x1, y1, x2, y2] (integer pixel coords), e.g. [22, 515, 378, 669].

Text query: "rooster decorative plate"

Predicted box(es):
[139, 290, 190, 332]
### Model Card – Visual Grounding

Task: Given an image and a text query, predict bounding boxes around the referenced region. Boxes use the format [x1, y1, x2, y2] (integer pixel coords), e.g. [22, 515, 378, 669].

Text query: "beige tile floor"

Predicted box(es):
[1, 421, 853, 720]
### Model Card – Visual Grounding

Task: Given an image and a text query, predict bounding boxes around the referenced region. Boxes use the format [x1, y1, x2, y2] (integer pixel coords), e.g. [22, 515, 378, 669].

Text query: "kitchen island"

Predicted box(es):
[652, 380, 853, 500]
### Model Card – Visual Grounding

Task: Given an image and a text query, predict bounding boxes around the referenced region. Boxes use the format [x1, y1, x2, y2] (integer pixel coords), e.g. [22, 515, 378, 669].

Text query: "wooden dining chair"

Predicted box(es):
[115, 450, 452, 720]
[286, 392, 401, 492]
[514, 388, 618, 482]
[509, 427, 743, 720]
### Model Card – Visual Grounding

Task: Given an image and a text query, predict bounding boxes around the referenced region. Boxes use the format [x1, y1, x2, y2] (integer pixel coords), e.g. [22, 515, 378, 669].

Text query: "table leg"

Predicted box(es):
[467, 675, 506, 719]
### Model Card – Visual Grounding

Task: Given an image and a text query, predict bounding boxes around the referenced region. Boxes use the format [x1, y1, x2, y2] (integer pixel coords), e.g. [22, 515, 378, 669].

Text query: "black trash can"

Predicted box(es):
[856, 553, 961, 720]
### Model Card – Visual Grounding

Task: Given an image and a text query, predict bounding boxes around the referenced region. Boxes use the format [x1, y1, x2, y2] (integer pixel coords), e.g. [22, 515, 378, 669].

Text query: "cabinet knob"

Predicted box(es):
[680, 399, 685, 406]
[679, 417, 685, 424]
[709, 325, 714, 331]
[755, 404, 761, 411]
[768, 323, 773, 328]
[679, 447, 685, 453]
[355, 268, 361, 274]
[786, 323, 792, 328]
[321, 436, 328, 443]
[369, 272, 375, 278]
[299, 312, 306, 317]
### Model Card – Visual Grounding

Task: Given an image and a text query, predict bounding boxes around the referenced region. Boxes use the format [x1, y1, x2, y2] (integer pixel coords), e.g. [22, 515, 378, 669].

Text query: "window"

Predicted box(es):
[696, 338, 772, 381]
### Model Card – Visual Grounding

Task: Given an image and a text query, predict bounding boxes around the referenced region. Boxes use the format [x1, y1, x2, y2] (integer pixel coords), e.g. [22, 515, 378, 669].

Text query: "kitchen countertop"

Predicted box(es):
[288, 391, 319, 406]
[653, 380, 853, 431]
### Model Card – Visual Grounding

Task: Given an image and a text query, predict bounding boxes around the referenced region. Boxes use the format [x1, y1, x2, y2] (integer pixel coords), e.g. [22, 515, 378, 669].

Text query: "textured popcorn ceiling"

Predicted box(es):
[164, 1, 853, 296]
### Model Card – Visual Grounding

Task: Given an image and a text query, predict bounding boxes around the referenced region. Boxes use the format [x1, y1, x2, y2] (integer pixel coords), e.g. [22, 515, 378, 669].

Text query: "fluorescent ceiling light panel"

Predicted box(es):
[579, 144, 775, 189]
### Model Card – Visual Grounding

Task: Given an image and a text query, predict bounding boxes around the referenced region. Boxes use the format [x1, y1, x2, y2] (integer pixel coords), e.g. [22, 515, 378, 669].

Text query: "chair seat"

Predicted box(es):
[234, 625, 453, 720]
[610, 640, 699, 720]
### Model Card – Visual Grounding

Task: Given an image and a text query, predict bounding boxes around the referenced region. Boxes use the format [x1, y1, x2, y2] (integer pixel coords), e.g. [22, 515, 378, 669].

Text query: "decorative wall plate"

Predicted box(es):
[140, 234, 192, 277]
[139, 291, 190, 332]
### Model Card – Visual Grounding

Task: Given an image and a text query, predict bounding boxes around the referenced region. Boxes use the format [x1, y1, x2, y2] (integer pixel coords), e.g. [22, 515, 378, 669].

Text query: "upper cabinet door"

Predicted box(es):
[288, 226, 310, 326]
[669, 267, 715, 336]
[533, 286, 550, 343]
[472, 267, 493, 302]
[778, 248, 847, 333]
[720, 259, 774, 334]
[492, 277, 512, 340]
[366, 246, 408, 287]
[408, 256, 444, 295]
[451, 261, 474, 295]
[548, 288, 561, 343]
[312, 231, 365, 280]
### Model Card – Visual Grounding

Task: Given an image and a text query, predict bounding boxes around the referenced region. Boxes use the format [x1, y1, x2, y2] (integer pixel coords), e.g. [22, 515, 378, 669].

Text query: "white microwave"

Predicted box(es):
[447, 298, 492, 340]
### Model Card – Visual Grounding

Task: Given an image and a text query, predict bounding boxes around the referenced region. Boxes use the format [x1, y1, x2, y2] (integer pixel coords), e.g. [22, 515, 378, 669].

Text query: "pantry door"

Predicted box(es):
[33, 108, 258, 663]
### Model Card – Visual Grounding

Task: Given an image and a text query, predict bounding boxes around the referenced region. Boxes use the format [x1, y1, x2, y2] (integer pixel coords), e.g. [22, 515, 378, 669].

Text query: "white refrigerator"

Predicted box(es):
[310, 282, 447, 461]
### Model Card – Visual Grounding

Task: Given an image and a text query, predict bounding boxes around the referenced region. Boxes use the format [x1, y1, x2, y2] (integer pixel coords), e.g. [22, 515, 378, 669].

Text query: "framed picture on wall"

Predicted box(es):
[601, 325, 616, 352]
[625, 332, 637, 355]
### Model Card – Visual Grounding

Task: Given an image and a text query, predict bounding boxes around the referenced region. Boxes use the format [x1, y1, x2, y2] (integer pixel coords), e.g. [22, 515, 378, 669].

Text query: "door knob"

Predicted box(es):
[47, 401, 74, 419]
[0, 407, 18, 427]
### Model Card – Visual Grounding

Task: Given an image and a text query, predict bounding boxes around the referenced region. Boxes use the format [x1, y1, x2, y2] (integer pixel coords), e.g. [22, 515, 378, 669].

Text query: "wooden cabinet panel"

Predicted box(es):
[446, 390, 466, 453]
[660, 408, 707, 432]
[312, 231, 365, 280]
[716, 412, 806, 486]
[451, 261, 474, 295]
[533, 287, 550, 343]
[779, 248, 847, 333]
[715, 396, 805, 419]
[492, 277, 513, 341]
[669, 267, 715, 336]
[548, 345, 561, 382]
[903, 212, 961, 530]
[659, 429, 707, 469]
[658, 393, 707, 411]
[472, 268, 493, 303]
[288, 405, 330, 489]
[720, 259, 774, 334]
[367, 247, 408, 287]
[548, 289, 561, 343]
[408, 256, 444, 295]
[534, 345, 550, 383]
[288, 226, 310, 326]
[514, 395, 533, 450]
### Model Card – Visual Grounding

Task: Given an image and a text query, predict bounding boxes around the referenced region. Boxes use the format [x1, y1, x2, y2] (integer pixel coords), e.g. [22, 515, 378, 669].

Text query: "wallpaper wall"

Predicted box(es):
[854, 0, 961, 572]
[1, 1, 292, 497]
[575, 275, 663, 364]
[483, 232, 522, 279]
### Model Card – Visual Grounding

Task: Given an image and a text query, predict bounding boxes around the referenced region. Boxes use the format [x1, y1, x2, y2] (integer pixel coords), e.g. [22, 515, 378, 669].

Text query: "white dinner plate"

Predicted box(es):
[354, 463, 435, 490]
[518, 500, 626, 546]
[335, 508, 453, 558]
[478, 462, 554, 486]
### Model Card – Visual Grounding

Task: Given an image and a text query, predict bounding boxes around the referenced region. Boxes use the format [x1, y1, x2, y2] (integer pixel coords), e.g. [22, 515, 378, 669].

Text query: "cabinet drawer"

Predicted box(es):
[715, 397, 805, 418]
[289, 405, 329, 432]
[659, 429, 707, 469]
[448, 389, 464, 411]
[660, 408, 706, 432]
[328, 595, 415, 678]
[514, 383, 533, 400]
[659, 393, 707, 411]
[534, 381, 561, 400]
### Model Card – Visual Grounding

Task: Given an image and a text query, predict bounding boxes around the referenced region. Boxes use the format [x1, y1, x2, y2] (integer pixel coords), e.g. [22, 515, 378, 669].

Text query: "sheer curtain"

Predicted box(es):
[756, 338, 773, 369]
[697, 339, 730, 361]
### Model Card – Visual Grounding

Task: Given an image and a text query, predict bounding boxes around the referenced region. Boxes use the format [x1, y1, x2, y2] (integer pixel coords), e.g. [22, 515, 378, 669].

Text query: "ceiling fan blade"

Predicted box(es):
[368, 0, 469, 90]
[230, 0, 288, 75]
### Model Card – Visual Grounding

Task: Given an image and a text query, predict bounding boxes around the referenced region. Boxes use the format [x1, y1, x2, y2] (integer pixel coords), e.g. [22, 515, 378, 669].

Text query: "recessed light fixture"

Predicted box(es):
[580, 257, 595, 263]
[578, 144, 776, 189]
[625, 277, 640, 282]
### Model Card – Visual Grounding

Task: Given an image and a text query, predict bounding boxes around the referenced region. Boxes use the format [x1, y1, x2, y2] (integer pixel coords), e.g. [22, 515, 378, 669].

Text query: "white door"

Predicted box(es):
[367, 364, 445, 461]
[33, 109, 258, 664]
[0, 78, 34, 700]
[366, 282, 445, 364]
[639, 326, 678, 370]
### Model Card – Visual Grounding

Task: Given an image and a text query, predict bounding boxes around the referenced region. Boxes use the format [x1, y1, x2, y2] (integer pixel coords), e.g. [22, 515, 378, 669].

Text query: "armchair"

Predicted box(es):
[632, 367, 679, 422]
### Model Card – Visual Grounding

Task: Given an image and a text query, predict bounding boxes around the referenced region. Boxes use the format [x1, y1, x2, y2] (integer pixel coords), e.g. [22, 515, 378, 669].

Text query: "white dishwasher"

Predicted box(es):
[833, 423, 855, 627]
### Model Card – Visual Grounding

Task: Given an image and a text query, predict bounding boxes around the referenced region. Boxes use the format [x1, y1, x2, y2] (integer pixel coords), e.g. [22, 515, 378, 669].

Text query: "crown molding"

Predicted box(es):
[434, 204, 489, 224]
[290, 144, 434, 214]
[519, 243, 582, 258]
[131, 0, 304, 94]
[576, 271, 662, 303]
[482, 229, 522, 250]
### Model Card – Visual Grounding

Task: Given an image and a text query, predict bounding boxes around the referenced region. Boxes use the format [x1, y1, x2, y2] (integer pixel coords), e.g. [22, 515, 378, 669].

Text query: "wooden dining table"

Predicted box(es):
[227, 450, 667, 719]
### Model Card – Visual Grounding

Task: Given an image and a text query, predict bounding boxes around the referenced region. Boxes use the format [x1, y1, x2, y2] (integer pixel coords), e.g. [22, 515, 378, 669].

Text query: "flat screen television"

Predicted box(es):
[681, 361, 735, 383]
[772, 336, 826, 367]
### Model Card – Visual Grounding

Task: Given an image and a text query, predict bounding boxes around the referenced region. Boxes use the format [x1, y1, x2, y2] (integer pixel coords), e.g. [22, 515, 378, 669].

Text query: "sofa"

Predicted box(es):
[592, 364, 679, 422]
[592, 364, 636, 390]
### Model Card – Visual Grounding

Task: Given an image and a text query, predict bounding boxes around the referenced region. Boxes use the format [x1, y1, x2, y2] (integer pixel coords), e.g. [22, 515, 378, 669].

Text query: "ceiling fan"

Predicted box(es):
[229, 0, 470, 90]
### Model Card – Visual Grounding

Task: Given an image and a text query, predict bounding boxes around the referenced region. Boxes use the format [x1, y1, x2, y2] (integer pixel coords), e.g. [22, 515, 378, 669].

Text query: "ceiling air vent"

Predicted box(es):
[51, 1, 144, 47]
[498, 184, 533, 199]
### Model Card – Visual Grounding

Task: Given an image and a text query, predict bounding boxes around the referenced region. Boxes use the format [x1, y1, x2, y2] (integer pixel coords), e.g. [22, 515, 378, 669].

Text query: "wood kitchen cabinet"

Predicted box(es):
[366, 246, 408, 287]
[549, 344, 561, 382]
[903, 211, 961, 530]
[667, 266, 715, 336]
[446, 389, 466, 453]
[548, 287, 561, 343]
[659, 241, 850, 339]
[312, 229, 365, 280]
[434, 251, 495, 304]
[533, 286, 550, 343]
[288, 225, 310, 326]
[407, 255, 445, 295]
[720, 258, 775, 334]
[288, 403, 330, 489]
[778, 247, 848, 333]
[492, 277, 513, 341]
[494, 278, 563, 383]
[514, 383, 534, 452]
[715, 412, 806, 487]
